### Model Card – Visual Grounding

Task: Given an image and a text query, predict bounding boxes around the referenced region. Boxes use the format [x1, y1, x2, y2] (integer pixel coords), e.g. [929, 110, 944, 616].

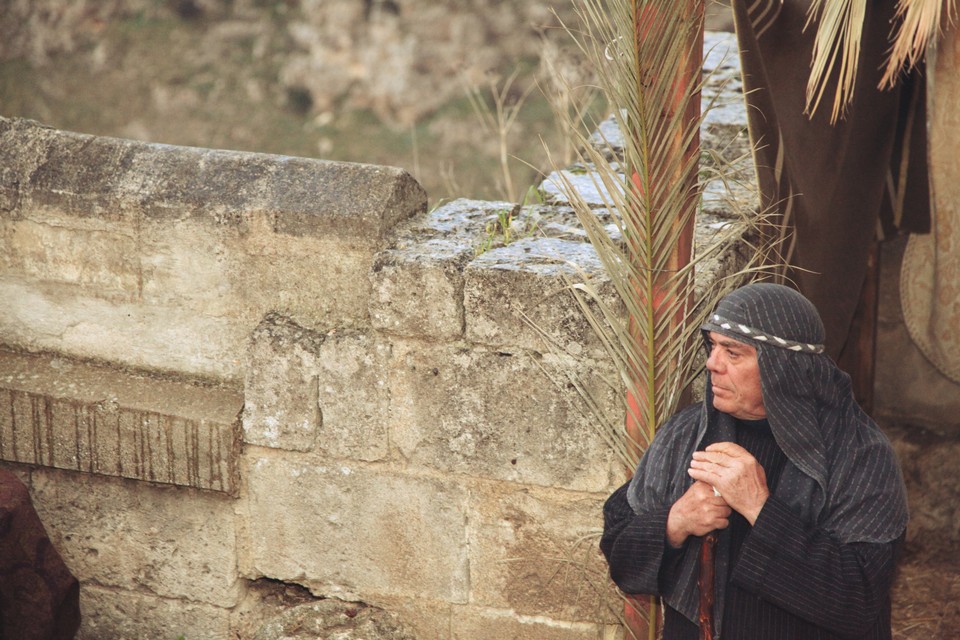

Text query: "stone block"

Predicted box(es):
[244, 315, 325, 451]
[243, 453, 469, 602]
[370, 249, 467, 339]
[467, 483, 620, 622]
[244, 316, 391, 460]
[315, 330, 391, 461]
[0, 219, 140, 298]
[360, 594, 453, 640]
[0, 279, 250, 381]
[0, 117, 426, 243]
[239, 240, 374, 332]
[0, 349, 242, 494]
[139, 215, 376, 330]
[389, 341, 622, 493]
[30, 468, 241, 608]
[464, 236, 614, 355]
[451, 606, 614, 640]
[370, 198, 520, 339]
[78, 584, 232, 640]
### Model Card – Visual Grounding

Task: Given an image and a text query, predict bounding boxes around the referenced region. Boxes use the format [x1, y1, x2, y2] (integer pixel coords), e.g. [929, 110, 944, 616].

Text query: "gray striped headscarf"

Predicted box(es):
[626, 283, 908, 629]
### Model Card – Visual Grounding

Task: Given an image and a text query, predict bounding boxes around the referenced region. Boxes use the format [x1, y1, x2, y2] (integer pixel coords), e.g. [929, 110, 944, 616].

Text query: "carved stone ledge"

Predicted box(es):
[0, 348, 243, 494]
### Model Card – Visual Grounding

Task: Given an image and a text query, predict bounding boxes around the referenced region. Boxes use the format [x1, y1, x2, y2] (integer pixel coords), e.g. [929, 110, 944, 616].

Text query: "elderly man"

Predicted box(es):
[600, 283, 908, 639]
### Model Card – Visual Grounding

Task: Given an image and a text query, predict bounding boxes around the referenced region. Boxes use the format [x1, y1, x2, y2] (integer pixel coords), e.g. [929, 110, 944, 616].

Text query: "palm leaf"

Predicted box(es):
[805, 0, 954, 120]
[550, 0, 771, 472]
[805, 0, 867, 122]
[880, 0, 955, 89]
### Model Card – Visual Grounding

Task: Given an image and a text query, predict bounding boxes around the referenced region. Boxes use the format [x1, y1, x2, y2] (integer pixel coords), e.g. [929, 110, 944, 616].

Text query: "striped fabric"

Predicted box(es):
[612, 283, 907, 636]
[602, 419, 899, 639]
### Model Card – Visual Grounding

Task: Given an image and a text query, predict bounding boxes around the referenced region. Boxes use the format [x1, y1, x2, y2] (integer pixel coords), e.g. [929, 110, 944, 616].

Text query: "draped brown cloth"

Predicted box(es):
[0, 469, 80, 640]
[730, 0, 930, 357]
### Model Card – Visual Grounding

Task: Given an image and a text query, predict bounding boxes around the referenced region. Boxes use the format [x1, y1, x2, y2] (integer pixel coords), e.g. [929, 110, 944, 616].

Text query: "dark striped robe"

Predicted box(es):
[602, 418, 900, 639]
[602, 283, 907, 639]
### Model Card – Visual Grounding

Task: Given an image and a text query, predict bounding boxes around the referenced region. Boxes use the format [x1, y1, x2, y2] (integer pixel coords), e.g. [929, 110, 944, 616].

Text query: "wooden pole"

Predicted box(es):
[698, 531, 718, 639]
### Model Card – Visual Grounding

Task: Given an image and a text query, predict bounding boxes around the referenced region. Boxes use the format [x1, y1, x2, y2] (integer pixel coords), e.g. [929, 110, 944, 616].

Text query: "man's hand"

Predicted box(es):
[689, 442, 770, 525]
[666, 481, 732, 548]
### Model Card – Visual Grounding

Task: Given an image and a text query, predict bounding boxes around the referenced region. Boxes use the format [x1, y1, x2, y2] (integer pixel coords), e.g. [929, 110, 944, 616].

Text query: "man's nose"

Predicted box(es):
[706, 347, 722, 373]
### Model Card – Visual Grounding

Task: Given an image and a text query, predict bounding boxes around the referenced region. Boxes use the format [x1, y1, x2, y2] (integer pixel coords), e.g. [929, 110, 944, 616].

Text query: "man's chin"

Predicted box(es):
[711, 398, 732, 414]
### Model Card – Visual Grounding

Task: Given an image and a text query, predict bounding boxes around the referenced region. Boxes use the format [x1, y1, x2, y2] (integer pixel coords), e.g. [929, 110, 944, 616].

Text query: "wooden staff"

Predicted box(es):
[698, 530, 718, 639]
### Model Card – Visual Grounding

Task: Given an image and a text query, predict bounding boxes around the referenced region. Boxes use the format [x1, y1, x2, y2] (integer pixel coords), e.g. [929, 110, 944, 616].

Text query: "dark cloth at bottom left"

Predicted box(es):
[0, 469, 81, 640]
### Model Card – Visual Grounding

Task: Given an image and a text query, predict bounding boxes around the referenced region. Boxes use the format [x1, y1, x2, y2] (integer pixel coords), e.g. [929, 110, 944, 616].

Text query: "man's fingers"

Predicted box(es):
[704, 441, 751, 456]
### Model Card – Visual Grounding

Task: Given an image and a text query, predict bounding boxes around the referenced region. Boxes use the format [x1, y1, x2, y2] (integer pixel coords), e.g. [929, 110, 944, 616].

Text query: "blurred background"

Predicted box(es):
[0, 0, 733, 205]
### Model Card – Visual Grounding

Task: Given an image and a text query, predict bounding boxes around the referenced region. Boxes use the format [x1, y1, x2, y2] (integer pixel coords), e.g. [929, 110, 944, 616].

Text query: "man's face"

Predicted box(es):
[705, 331, 766, 420]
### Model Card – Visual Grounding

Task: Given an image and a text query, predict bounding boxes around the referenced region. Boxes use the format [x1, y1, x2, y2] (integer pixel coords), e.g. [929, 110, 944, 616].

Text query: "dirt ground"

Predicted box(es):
[885, 420, 960, 638]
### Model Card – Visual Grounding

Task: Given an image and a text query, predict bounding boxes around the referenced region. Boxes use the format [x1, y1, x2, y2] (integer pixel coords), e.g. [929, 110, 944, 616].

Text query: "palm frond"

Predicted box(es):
[548, 0, 775, 473]
[805, 0, 955, 120]
[805, 0, 867, 122]
[880, 0, 955, 89]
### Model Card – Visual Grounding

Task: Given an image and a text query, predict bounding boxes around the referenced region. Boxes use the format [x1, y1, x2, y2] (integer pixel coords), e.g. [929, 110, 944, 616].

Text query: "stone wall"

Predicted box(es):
[0, 34, 757, 639]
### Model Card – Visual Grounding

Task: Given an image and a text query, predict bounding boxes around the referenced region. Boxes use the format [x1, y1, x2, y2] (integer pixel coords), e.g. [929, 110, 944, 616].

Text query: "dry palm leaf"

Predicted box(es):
[805, 0, 867, 122]
[881, 0, 956, 88]
[806, 0, 955, 121]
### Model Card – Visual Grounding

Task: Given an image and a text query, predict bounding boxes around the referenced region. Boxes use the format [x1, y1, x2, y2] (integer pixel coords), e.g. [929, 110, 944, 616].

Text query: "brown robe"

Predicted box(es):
[0, 469, 80, 640]
[731, 0, 930, 357]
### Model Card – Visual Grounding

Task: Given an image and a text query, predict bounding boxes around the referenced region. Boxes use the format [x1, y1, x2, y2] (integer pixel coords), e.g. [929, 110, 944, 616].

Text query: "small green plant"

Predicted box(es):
[475, 207, 516, 256]
[474, 205, 541, 256]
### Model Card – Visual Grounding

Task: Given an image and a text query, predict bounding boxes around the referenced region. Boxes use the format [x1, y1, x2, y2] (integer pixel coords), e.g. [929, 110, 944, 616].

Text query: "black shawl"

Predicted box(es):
[625, 283, 908, 629]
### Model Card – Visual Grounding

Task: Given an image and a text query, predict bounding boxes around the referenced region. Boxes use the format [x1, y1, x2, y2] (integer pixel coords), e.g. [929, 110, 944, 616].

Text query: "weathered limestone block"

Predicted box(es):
[139, 214, 384, 331]
[450, 606, 614, 640]
[0, 116, 427, 377]
[78, 584, 232, 640]
[244, 315, 391, 460]
[30, 468, 241, 608]
[315, 330, 392, 461]
[464, 236, 614, 355]
[371, 249, 467, 339]
[0, 278, 250, 381]
[0, 117, 425, 242]
[370, 199, 519, 339]
[389, 340, 622, 493]
[0, 219, 140, 297]
[252, 599, 416, 640]
[355, 595, 453, 640]
[467, 483, 619, 622]
[243, 453, 470, 602]
[0, 348, 242, 493]
[244, 315, 325, 452]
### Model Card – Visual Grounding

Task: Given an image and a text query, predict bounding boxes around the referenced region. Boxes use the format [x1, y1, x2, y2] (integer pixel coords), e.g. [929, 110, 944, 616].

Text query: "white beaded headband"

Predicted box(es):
[705, 313, 825, 354]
